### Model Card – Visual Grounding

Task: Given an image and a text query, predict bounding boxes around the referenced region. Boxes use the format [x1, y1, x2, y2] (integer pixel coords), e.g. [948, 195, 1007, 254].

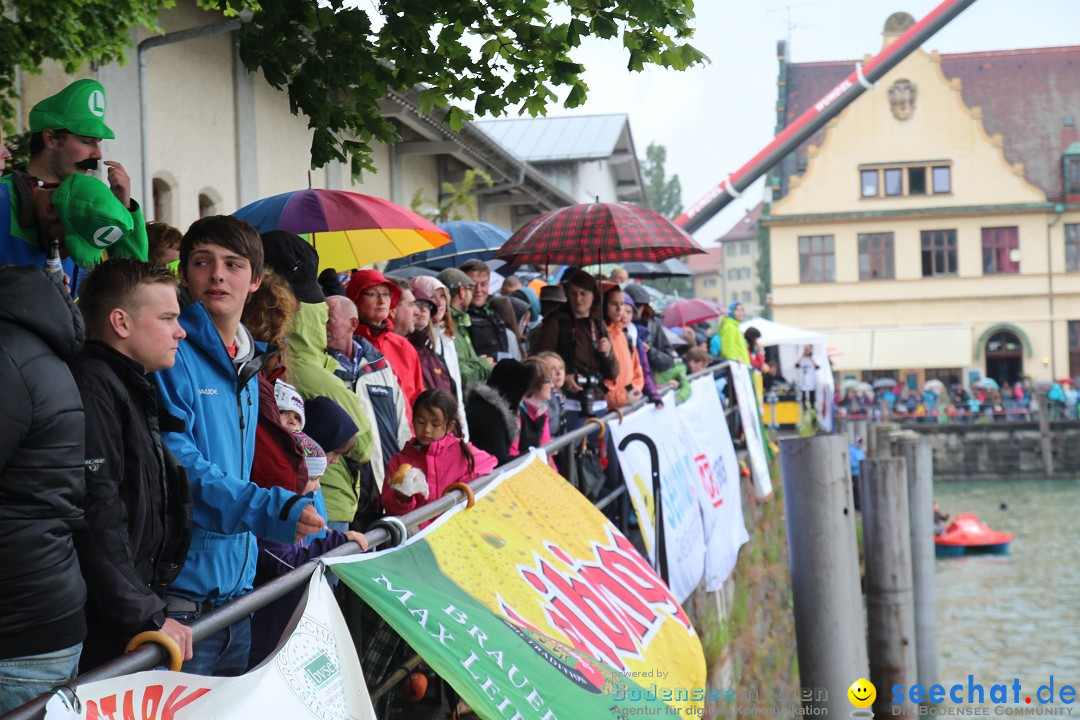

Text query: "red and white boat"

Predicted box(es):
[935, 513, 1013, 557]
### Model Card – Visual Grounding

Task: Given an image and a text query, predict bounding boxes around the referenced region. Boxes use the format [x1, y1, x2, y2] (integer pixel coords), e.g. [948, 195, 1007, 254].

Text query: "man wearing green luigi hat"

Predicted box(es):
[50, 174, 145, 268]
[1, 79, 146, 289]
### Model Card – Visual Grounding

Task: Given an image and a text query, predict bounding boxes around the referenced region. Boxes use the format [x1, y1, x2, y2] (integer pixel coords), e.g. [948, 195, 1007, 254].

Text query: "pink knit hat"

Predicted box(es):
[408, 275, 448, 300]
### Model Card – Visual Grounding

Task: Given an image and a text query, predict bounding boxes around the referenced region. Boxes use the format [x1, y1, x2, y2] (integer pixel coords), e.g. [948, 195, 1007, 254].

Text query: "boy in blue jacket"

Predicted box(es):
[153, 216, 324, 676]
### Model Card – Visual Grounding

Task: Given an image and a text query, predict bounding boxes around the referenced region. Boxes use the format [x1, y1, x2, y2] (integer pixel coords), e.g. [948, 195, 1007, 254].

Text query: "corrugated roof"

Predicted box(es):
[781, 45, 1080, 201]
[472, 115, 631, 162]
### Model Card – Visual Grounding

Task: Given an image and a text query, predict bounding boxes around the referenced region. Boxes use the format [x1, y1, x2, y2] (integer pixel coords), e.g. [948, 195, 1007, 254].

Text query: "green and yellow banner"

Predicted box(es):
[329, 455, 706, 719]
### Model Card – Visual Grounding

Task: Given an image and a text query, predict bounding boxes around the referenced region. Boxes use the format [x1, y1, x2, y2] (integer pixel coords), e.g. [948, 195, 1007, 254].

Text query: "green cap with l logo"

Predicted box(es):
[52, 174, 144, 267]
[29, 79, 115, 140]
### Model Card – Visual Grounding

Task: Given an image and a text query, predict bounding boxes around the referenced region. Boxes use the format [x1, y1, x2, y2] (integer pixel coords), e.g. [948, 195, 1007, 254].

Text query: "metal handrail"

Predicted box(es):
[2, 358, 740, 720]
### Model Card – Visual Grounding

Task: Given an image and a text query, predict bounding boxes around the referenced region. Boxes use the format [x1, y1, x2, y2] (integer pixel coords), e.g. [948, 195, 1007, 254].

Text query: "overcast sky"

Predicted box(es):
[551, 0, 1080, 242]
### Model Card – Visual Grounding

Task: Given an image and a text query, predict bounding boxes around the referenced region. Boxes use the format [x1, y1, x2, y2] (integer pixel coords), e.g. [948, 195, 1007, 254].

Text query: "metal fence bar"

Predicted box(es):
[3, 359, 740, 720]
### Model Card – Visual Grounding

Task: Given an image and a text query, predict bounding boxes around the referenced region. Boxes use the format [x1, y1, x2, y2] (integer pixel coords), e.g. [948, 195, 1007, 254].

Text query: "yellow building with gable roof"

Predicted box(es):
[766, 13, 1080, 389]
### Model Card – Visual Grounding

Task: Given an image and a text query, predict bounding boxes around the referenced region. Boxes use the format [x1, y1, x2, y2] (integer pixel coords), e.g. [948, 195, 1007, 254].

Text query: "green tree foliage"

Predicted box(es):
[0, 0, 704, 176]
[237, 0, 704, 176]
[755, 209, 772, 320]
[640, 142, 683, 219]
[0, 0, 172, 124]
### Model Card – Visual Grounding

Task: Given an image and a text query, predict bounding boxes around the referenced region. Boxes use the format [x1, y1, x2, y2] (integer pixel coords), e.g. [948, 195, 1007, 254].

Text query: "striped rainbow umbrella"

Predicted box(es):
[233, 189, 450, 272]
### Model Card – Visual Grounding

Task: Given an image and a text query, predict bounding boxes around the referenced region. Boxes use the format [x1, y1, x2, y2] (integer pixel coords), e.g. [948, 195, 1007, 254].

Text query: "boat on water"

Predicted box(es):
[935, 513, 1013, 558]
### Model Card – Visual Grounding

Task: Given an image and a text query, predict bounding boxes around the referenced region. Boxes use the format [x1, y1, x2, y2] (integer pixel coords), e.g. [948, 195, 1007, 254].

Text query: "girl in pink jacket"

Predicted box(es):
[382, 389, 497, 524]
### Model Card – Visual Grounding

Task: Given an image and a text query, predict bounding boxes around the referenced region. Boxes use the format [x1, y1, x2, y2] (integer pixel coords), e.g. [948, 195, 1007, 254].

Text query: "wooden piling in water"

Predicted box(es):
[780, 435, 868, 716]
[861, 457, 918, 716]
[898, 435, 938, 695]
[1036, 389, 1054, 477]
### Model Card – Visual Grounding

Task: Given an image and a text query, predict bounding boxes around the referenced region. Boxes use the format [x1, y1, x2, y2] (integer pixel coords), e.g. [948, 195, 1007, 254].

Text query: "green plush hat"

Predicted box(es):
[52, 174, 144, 268]
[29, 79, 115, 140]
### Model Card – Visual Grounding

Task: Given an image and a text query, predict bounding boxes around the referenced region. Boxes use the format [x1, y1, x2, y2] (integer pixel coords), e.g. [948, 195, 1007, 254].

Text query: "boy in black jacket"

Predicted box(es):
[70, 259, 194, 671]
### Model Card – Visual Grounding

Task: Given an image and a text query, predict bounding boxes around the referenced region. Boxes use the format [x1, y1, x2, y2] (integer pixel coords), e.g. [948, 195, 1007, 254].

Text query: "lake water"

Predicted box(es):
[933, 479, 1080, 690]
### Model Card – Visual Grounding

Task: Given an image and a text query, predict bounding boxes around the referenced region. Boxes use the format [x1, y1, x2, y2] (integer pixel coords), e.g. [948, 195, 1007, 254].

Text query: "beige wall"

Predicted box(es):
[480, 202, 514, 229]
[342, 146, 393, 200]
[253, 76, 323, 201]
[399, 153, 439, 216]
[693, 274, 723, 304]
[721, 239, 758, 307]
[770, 45, 1079, 382]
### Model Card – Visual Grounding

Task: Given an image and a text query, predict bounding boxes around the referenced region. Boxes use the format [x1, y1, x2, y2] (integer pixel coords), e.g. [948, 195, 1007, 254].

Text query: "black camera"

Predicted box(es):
[575, 373, 603, 415]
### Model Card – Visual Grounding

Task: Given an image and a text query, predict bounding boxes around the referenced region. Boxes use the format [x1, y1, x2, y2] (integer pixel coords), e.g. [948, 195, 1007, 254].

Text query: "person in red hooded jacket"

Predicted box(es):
[345, 269, 424, 420]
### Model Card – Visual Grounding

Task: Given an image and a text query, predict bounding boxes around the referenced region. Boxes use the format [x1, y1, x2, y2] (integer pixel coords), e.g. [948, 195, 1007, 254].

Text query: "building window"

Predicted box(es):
[726, 243, 737, 256]
[1068, 157, 1080, 195]
[858, 232, 895, 280]
[908, 167, 927, 195]
[732, 292, 739, 303]
[152, 178, 173, 225]
[921, 229, 957, 277]
[932, 166, 951, 194]
[741, 242, 750, 255]
[1070, 321, 1080, 379]
[799, 234, 835, 283]
[982, 226, 1019, 275]
[703, 278, 717, 288]
[198, 193, 217, 218]
[727, 269, 737, 280]
[861, 170, 879, 197]
[1066, 224, 1080, 271]
[861, 162, 952, 198]
[742, 291, 751, 302]
[884, 168, 903, 196]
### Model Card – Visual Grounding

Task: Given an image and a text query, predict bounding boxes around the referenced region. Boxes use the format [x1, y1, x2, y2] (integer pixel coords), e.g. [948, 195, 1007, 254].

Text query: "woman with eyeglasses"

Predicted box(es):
[345, 269, 425, 419]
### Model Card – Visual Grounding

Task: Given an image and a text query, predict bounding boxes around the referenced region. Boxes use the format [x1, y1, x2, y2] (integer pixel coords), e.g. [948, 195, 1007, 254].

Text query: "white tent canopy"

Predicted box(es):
[741, 317, 834, 431]
[741, 317, 826, 348]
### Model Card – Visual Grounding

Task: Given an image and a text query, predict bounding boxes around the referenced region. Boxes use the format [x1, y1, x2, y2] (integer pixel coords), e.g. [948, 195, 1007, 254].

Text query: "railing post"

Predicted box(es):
[861, 457, 918, 716]
[779, 435, 867, 716]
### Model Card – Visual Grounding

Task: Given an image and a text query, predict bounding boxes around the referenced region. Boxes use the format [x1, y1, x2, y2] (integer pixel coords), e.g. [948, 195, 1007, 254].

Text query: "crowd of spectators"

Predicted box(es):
[836, 378, 1055, 423]
[0, 76, 755, 719]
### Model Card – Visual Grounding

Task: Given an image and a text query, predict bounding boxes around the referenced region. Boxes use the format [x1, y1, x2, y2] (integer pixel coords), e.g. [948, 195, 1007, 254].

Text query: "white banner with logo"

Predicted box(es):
[609, 402, 705, 603]
[729, 362, 773, 499]
[73, 573, 374, 720]
[678, 377, 750, 590]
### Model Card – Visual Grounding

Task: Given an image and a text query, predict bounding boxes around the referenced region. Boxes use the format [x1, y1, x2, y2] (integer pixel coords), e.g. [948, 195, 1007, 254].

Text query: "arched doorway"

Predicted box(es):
[985, 331, 1023, 385]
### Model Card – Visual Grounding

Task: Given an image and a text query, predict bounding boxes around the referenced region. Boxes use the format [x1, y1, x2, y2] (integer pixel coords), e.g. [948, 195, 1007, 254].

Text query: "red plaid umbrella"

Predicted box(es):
[662, 298, 725, 327]
[496, 202, 704, 266]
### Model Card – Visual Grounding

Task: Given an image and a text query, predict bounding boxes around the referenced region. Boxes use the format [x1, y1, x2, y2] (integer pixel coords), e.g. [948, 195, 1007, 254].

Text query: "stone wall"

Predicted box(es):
[683, 460, 798, 716]
[902, 422, 1080, 480]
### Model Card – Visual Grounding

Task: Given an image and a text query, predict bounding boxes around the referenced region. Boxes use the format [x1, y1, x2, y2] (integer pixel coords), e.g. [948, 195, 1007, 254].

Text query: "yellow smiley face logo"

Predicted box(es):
[848, 678, 876, 708]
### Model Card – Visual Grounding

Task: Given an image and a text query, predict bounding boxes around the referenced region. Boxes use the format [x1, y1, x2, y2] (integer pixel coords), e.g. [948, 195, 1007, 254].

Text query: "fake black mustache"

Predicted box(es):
[75, 158, 99, 171]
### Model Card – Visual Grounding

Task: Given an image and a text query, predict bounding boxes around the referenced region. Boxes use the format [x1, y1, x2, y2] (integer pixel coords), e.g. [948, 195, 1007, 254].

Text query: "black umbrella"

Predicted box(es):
[623, 258, 693, 279]
[622, 261, 664, 277]
[656, 258, 693, 277]
[385, 266, 438, 280]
